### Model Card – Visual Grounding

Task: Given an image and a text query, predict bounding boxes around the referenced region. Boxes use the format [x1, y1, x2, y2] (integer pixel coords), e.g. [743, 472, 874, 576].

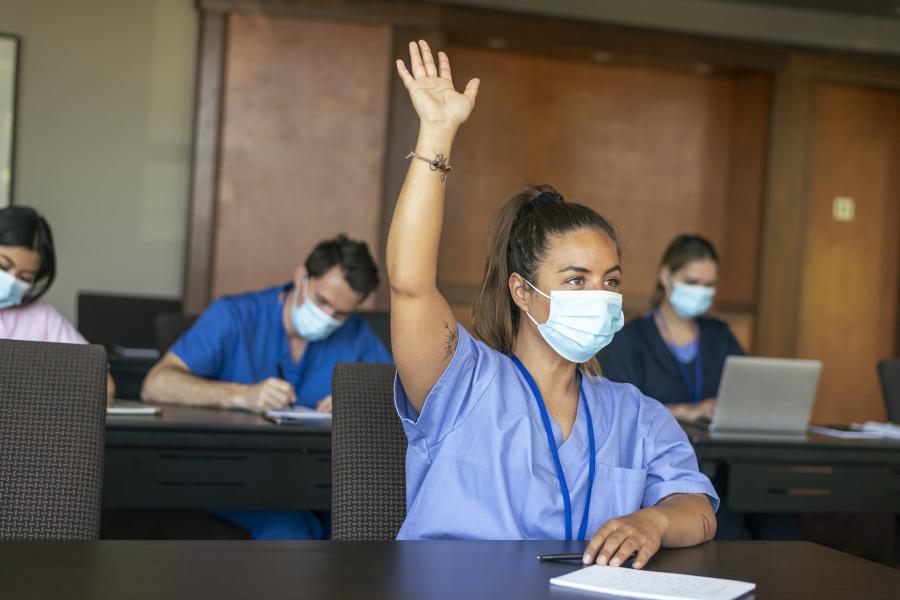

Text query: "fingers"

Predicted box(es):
[437, 51, 452, 82]
[261, 378, 295, 410]
[418, 40, 438, 77]
[583, 522, 616, 565]
[609, 538, 639, 568]
[409, 41, 425, 79]
[464, 78, 480, 104]
[632, 544, 657, 570]
[395, 60, 414, 88]
[596, 529, 629, 566]
[316, 395, 333, 413]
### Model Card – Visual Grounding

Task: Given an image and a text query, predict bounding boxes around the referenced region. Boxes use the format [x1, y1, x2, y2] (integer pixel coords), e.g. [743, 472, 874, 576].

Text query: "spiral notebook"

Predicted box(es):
[550, 565, 755, 600]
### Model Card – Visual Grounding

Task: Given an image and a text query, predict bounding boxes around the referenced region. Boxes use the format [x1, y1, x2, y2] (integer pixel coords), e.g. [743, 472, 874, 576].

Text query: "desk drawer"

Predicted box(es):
[728, 461, 900, 513]
[103, 448, 331, 511]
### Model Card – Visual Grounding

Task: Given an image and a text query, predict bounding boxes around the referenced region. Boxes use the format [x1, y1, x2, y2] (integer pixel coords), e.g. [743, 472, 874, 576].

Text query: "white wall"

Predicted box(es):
[0, 0, 197, 322]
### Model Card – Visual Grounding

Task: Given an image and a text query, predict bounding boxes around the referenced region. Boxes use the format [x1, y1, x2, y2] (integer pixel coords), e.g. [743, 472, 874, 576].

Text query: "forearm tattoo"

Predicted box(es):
[443, 321, 459, 360]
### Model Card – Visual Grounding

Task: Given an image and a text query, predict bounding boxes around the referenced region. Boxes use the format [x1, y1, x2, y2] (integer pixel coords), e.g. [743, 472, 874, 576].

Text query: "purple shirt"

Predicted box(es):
[394, 325, 718, 540]
[0, 301, 88, 345]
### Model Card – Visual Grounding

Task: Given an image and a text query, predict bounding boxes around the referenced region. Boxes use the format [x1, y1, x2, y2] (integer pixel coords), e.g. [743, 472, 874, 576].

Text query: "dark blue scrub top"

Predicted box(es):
[171, 284, 392, 408]
[600, 314, 744, 405]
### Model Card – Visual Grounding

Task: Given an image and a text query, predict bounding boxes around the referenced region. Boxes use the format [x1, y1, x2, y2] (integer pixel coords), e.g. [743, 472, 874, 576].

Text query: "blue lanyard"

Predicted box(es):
[656, 311, 704, 404]
[510, 354, 596, 541]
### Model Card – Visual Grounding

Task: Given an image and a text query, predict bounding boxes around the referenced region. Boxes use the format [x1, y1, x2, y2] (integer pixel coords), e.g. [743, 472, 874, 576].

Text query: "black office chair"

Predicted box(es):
[0, 339, 108, 540]
[331, 362, 406, 540]
[155, 313, 199, 354]
[877, 359, 900, 423]
[357, 309, 391, 351]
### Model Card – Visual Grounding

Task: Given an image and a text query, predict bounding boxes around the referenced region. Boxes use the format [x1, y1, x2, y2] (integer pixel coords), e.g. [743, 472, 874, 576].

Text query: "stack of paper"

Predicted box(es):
[550, 565, 755, 600]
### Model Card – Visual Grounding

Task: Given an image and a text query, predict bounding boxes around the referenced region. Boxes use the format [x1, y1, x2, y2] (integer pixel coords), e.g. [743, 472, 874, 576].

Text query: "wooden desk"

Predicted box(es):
[1, 540, 897, 599]
[685, 426, 900, 513]
[104, 404, 330, 511]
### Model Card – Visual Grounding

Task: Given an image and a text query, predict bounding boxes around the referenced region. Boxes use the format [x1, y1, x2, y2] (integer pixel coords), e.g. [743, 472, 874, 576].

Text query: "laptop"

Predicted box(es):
[701, 356, 822, 435]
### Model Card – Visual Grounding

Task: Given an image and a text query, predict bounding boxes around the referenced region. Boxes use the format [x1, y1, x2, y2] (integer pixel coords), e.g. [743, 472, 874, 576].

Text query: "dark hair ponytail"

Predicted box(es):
[0, 206, 57, 305]
[652, 234, 718, 307]
[471, 185, 621, 374]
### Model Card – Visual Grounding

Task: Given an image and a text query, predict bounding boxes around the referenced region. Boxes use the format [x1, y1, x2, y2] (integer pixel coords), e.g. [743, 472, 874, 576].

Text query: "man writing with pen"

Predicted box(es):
[141, 234, 391, 539]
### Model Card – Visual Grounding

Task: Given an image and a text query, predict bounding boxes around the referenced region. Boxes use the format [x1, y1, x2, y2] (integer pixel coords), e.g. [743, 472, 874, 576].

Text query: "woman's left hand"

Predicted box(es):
[582, 508, 668, 569]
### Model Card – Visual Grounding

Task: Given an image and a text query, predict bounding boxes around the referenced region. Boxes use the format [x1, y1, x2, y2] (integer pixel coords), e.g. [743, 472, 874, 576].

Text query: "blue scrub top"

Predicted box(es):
[172, 284, 392, 408]
[601, 315, 744, 405]
[394, 324, 718, 541]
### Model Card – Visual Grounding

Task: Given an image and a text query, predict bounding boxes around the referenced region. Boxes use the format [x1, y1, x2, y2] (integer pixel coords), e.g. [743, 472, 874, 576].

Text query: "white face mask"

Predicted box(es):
[669, 281, 715, 318]
[0, 269, 32, 309]
[290, 278, 343, 342]
[524, 280, 625, 364]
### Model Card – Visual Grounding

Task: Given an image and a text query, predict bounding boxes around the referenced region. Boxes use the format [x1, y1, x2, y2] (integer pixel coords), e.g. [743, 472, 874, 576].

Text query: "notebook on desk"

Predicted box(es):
[265, 406, 332, 425]
[550, 565, 755, 600]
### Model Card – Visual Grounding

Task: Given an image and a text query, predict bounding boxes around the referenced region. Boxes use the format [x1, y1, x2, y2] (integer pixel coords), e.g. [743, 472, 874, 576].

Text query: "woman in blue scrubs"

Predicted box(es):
[387, 41, 717, 569]
[601, 235, 744, 423]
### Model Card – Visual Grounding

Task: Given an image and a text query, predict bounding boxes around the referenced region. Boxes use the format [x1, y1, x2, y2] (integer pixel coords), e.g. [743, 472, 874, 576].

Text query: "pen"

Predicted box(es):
[277, 363, 286, 380]
[537, 553, 584, 563]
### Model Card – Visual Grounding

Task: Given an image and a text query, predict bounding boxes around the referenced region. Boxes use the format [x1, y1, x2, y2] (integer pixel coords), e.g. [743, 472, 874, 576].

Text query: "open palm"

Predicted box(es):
[396, 40, 479, 129]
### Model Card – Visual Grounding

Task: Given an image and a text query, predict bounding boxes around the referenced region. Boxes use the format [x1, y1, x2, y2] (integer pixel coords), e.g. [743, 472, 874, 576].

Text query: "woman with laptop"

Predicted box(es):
[387, 40, 718, 568]
[602, 235, 743, 424]
[0, 205, 115, 402]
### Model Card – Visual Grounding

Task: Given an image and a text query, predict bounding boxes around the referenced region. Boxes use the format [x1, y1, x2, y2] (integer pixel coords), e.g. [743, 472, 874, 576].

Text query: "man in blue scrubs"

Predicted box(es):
[141, 234, 391, 538]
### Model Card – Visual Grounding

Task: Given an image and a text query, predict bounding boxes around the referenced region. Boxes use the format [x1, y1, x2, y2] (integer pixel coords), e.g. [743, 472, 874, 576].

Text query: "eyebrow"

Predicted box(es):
[557, 265, 622, 276]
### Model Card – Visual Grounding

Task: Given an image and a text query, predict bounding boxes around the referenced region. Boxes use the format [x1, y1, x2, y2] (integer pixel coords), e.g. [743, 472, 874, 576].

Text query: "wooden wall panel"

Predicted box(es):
[211, 15, 391, 298]
[439, 47, 768, 346]
[798, 83, 900, 424]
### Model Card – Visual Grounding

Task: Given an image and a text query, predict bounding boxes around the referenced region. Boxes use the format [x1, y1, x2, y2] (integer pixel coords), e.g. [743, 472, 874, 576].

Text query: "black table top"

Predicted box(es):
[0, 540, 896, 600]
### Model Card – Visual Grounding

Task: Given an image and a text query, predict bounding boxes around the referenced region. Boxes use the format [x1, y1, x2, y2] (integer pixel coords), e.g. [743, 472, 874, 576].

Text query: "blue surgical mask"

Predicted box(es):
[290, 278, 343, 342]
[0, 269, 31, 309]
[669, 282, 715, 318]
[524, 281, 625, 364]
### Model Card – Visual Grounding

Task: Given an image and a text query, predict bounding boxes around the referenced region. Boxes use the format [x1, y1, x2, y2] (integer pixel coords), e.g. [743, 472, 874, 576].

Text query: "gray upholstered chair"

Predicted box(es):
[0, 339, 108, 540]
[877, 359, 900, 423]
[331, 362, 406, 540]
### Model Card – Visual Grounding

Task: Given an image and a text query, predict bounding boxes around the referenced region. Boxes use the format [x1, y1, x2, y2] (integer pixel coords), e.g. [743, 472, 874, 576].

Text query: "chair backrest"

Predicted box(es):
[877, 359, 900, 423]
[356, 310, 391, 351]
[77, 292, 181, 350]
[331, 362, 406, 540]
[155, 313, 199, 353]
[0, 339, 107, 540]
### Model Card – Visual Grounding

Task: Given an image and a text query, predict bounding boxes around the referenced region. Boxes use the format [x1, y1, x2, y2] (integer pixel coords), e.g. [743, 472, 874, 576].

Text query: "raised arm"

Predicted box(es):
[387, 41, 479, 411]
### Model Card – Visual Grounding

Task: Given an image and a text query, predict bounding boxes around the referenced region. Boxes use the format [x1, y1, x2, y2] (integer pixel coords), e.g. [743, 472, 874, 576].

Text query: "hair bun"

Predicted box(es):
[531, 191, 562, 207]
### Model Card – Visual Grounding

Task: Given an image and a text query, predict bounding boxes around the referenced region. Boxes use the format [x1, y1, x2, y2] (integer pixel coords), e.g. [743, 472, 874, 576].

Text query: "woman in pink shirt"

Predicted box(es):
[0, 206, 115, 401]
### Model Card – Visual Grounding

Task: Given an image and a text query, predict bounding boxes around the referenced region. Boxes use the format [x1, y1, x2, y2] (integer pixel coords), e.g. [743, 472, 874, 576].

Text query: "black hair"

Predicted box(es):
[305, 234, 379, 298]
[652, 234, 718, 307]
[0, 206, 57, 305]
[471, 184, 621, 372]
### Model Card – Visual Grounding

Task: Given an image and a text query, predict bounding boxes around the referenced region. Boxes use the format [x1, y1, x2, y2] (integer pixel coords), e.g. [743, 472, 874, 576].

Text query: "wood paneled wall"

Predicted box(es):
[439, 47, 769, 349]
[797, 83, 900, 424]
[211, 14, 391, 298]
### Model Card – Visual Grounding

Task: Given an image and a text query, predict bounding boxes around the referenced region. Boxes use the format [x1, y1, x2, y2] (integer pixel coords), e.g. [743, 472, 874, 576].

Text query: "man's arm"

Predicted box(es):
[141, 352, 295, 412]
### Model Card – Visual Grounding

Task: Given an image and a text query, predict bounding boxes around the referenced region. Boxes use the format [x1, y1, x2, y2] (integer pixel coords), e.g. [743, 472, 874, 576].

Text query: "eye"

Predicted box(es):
[565, 276, 585, 287]
[605, 277, 622, 290]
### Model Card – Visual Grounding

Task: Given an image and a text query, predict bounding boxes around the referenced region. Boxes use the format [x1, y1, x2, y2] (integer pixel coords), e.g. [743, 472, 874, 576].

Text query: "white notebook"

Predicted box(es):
[550, 565, 755, 600]
[265, 406, 332, 421]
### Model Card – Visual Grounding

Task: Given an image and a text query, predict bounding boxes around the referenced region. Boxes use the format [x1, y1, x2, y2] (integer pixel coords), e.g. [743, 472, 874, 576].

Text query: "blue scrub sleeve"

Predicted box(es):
[641, 402, 720, 511]
[170, 299, 238, 379]
[394, 324, 498, 453]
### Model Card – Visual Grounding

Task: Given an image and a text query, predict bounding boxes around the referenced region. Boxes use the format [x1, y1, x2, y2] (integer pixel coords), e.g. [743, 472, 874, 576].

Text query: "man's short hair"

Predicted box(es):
[305, 234, 379, 297]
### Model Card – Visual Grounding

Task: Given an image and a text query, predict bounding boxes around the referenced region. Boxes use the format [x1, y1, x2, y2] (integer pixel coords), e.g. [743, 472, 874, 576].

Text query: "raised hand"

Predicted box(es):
[396, 40, 479, 132]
